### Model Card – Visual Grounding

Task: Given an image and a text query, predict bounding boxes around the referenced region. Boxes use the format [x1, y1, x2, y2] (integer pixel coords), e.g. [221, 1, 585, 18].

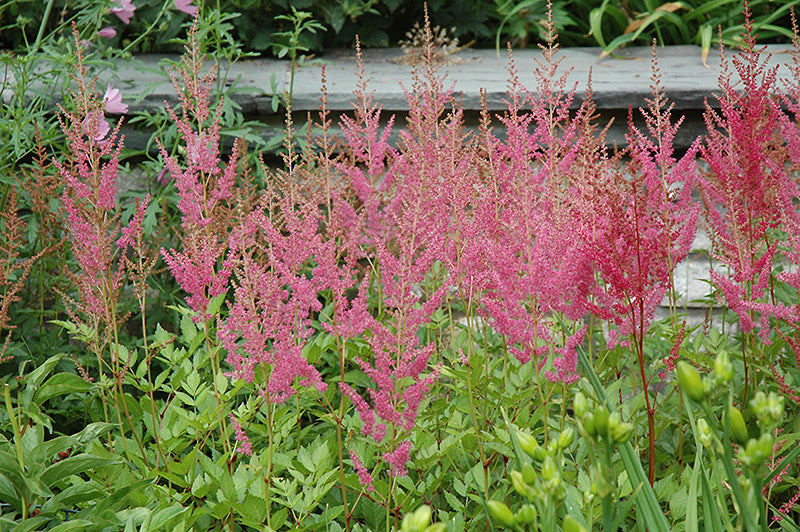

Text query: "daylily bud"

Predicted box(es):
[697, 418, 712, 449]
[521, 462, 536, 484]
[612, 421, 634, 444]
[540, 455, 560, 489]
[608, 412, 621, 432]
[402, 505, 432, 532]
[532, 444, 547, 462]
[751, 391, 784, 428]
[714, 351, 733, 383]
[677, 361, 706, 403]
[516, 504, 537, 524]
[728, 406, 749, 445]
[557, 427, 575, 450]
[574, 392, 588, 418]
[581, 413, 597, 438]
[424, 525, 446, 532]
[510, 470, 534, 499]
[739, 434, 772, 469]
[594, 406, 610, 438]
[487, 500, 516, 529]
[516, 432, 540, 459]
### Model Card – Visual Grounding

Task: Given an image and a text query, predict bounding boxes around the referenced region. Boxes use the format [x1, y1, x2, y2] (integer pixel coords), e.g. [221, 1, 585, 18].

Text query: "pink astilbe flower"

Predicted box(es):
[350, 451, 375, 492]
[469, 37, 599, 383]
[158, 25, 241, 321]
[175, 0, 199, 16]
[698, 7, 800, 345]
[219, 203, 328, 403]
[321, 36, 452, 479]
[110, 0, 136, 24]
[229, 414, 252, 456]
[773, 490, 800, 523]
[53, 32, 156, 381]
[383, 440, 412, 477]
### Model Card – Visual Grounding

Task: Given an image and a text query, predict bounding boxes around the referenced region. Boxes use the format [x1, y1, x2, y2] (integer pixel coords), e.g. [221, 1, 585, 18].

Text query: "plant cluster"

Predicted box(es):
[3, 0, 799, 59]
[2, 2, 800, 531]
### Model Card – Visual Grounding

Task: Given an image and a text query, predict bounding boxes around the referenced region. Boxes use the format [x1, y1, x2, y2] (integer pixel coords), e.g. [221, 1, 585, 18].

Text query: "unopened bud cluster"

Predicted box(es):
[487, 426, 582, 530]
[572, 392, 634, 445]
[679, 352, 785, 472]
[400, 505, 446, 532]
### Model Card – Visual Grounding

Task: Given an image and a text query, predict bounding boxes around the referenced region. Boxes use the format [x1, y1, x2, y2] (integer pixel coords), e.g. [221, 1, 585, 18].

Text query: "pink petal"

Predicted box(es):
[98, 27, 117, 39]
[174, 0, 199, 16]
[103, 84, 128, 114]
[110, 0, 136, 24]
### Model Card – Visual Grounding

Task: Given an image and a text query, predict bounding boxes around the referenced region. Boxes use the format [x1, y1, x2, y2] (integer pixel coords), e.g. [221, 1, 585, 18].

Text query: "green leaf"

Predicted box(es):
[146, 505, 189, 531]
[34, 373, 92, 404]
[27, 353, 65, 389]
[75, 422, 115, 445]
[92, 480, 154, 515]
[11, 516, 53, 532]
[41, 455, 120, 487]
[47, 519, 95, 531]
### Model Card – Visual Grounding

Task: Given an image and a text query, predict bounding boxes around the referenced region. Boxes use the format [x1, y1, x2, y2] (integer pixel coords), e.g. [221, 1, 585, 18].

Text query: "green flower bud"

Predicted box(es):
[563, 515, 589, 532]
[574, 392, 588, 419]
[532, 443, 548, 462]
[612, 421, 634, 444]
[740, 436, 771, 469]
[510, 470, 534, 499]
[581, 413, 597, 438]
[516, 432, 540, 459]
[547, 439, 558, 455]
[424, 525, 447, 532]
[402, 505, 432, 532]
[608, 412, 621, 432]
[677, 361, 706, 403]
[758, 432, 774, 455]
[516, 504, 537, 524]
[557, 427, 575, 450]
[751, 391, 784, 427]
[594, 406, 610, 438]
[728, 406, 749, 445]
[487, 500, 516, 529]
[521, 462, 537, 484]
[696, 418, 712, 449]
[540, 455, 561, 491]
[714, 351, 733, 383]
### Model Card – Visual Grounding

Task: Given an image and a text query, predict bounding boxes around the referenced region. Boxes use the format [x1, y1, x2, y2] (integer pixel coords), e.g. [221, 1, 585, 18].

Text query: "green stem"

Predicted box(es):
[119, 0, 173, 56]
[3, 384, 24, 471]
[31, 0, 56, 54]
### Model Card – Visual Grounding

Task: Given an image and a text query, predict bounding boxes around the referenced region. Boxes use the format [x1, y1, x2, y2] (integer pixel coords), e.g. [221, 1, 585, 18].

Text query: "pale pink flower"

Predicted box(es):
[110, 0, 136, 24]
[81, 110, 110, 142]
[98, 27, 117, 39]
[174, 0, 198, 16]
[103, 84, 128, 114]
